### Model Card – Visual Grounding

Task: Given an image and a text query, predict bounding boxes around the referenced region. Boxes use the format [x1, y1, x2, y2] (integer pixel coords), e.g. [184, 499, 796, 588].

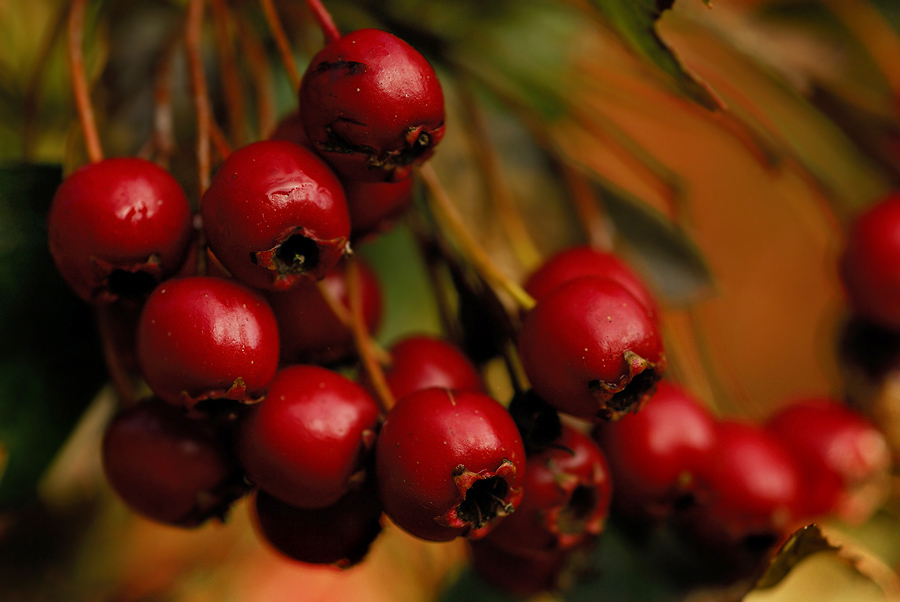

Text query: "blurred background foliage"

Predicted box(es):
[2, 0, 900, 600]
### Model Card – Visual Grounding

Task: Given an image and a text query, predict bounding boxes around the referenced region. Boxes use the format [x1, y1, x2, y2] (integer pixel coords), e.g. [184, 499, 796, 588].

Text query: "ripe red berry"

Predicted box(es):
[486, 424, 612, 557]
[137, 276, 280, 409]
[361, 334, 484, 401]
[47, 157, 193, 303]
[376, 388, 525, 542]
[298, 29, 445, 182]
[267, 257, 382, 365]
[101, 399, 244, 527]
[695, 420, 802, 542]
[200, 140, 350, 291]
[517, 276, 666, 421]
[237, 365, 380, 508]
[524, 245, 659, 320]
[840, 191, 900, 330]
[765, 397, 891, 523]
[593, 381, 717, 519]
[252, 478, 383, 568]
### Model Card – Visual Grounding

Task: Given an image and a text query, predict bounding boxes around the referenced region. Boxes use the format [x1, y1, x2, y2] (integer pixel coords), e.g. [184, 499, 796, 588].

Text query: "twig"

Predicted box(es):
[67, 0, 103, 163]
[259, 0, 301, 89]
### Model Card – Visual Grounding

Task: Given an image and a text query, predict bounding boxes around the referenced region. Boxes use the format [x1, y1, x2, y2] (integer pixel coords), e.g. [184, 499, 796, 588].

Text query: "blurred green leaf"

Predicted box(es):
[0, 163, 104, 510]
[588, 0, 722, 111]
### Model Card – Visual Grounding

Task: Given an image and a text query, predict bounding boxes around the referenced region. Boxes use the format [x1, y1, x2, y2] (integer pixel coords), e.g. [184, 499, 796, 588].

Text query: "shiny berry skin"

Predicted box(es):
[47, 157, 193, 303]
[486, 424, 611, 557]
[200, 140, 350, 291]
[376, 388, 526, 542]
[101, 399, 244, 527]
[267, 257, 382, 365]
[345, 177, 415, 241]
[298, 29, 445, 182]
[840, 192, 900, 330]
[237, 365, 380, 508]
[517, 276, 666, 421]
[765, 397, 891, 522]
[252, 478, 383, 568]
[361, 335, 484, 401]
[137, 276, 280, 409]
[593, 381, 717, 519]
[524, 245, 659, 320]
[696, 420, 802, 541]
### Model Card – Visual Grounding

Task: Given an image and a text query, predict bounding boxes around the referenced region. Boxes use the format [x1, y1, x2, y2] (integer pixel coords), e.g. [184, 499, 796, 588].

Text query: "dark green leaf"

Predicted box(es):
[588, 0, 722, 111]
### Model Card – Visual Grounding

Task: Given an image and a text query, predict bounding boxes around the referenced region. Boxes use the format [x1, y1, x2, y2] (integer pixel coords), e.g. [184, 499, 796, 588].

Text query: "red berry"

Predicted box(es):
[524, 245, 659, 320]
[344, 177, 415, 241]
[362, 335, 484, 401]
[486, 424, 611, 557]
[137, 276, 280, 409]
[593, 381, 717, 519]
[696, 420, 802, 541]
[267, 257, 382, 365]
[200, 140, 350, 291]
[840, 191, 900, 330]
[517, 276, 666, 421]
[101, 399, 244, 527]
[237, 365, 380, 508]
[376, 388, 525, 542]
[298, 29, 445, 182]
[252, 479, 383, 568]
[47, 157, 193, 303]
[765, 397, 890, 523]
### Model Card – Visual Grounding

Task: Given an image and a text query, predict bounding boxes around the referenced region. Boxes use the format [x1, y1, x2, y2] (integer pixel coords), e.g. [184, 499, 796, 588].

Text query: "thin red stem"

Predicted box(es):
[210, 0, 247, 146]
[186, 0, 212, 197]
[259, 0, 302, 90]
[235, 14, 276, 138]
[66, 0, 103, 163]
[304, 0, 341, 45]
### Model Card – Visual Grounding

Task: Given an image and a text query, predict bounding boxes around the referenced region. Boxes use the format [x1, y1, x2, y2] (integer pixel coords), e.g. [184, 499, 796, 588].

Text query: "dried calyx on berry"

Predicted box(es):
[299, 29, 445, 183]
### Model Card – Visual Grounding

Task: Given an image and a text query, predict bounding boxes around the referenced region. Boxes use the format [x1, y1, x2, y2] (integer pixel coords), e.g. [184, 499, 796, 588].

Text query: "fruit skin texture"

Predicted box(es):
[361, 335, 484, 401]
[376, 388, 526, 542]
[237, 365, 380, 509]
[252, 479, 383, 568]
[298, 28, 445, 183]
[47, 157, 193, 303]
[840, 192, 900, 330]
[524, 245, 659, 320]
[137, 276, 280, 409]
[593, 381, 717, 519]
[486, 424, 612, 558]
[267, 257, 382, 365]
[101, 399, 243, 527]
[517, 276, 666, 421]
[765, 397, 891, 523]
[200, 140, 350, 291]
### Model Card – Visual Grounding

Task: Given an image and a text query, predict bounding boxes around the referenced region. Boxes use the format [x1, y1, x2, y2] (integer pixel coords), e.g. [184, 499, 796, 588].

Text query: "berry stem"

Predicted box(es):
[210, 0, 248, 146]
[304, 0, 341, 45]
[258, 0, 301, 90]
[186, 0, 213, 197]
[458, 84, 543, 272]
[314, 278, 391, 365]
[66, 0, 103, 163]
[418, 164, 537, 311]
[140, 27, 181, 167]
[346, 255, 395, 414]
[235, 15, 276, 138]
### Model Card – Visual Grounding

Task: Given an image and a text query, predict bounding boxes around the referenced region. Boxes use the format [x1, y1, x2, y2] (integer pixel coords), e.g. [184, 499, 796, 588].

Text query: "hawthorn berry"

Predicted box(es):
[267, 257, 382, 365]
[840, 191, 900, 330]
[376, 388, 525, 542]
[298, 29, 445, 182]
[47, 157, 193, 303]
[765, 397, 890, 523]
[252, 478, 383, 568]
[593, 381, 717, 519]
[101, 399, 244, 527]
[344, 177, 415, 241]
[524, 245, 659, 320]
[486, 424, 612, 557]
[237, 365, 380, 508]
[136, 276, 280, 409]
[517, 276, 666, 421]
[361, 334, 484, 402]
[200, 140, 350, 291]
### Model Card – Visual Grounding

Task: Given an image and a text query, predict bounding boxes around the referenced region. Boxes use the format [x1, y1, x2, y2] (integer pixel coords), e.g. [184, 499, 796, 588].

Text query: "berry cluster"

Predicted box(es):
[45, 5, 897, 600]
